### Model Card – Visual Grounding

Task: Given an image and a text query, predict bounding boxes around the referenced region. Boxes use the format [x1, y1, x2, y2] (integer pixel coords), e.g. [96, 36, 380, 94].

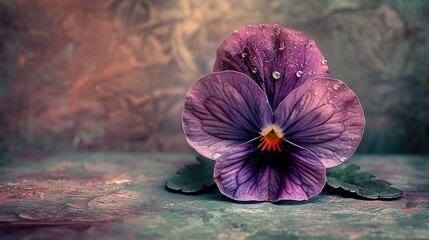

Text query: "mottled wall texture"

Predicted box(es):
[0, 0, 428, 153]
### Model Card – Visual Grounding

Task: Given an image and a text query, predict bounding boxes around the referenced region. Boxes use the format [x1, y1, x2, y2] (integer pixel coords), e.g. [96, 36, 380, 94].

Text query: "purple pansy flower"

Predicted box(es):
[182, 24, 365, 202]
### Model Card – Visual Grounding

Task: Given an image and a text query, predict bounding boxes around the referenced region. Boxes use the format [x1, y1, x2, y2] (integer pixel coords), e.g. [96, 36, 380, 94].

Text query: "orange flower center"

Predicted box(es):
[259, 125, 283, 152]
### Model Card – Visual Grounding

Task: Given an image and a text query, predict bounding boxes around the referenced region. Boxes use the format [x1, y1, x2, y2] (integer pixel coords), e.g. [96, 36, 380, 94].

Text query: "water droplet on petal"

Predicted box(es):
[272, 71, 281, 79]
[252, 67, 258, 73]
[295, 70, 304, 78]
[333, 84, 340, 90]
[213, 153, 222, 159]
[290, 110, 297, 121]
[314, 91, 319, 96]
[259, 24, 265, 28]
[241, 52, 248, 58]
[279, 42, 285, 51]
[321, 59, 328, 65]
[347, 146, 352, 150]
[339, 157, 347, 162]
[305, 43, 312, 49]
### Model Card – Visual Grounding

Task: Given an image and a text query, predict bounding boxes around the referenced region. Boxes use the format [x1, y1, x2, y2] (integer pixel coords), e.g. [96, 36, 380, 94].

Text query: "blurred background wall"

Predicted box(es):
[0, 0, 428, 154]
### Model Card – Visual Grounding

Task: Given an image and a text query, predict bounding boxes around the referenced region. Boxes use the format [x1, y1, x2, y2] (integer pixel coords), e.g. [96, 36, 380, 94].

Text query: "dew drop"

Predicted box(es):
[259, 24, 265, 28]
[212, 153, 222, 159]
[272, 71, 281, 79]
[241, 52, 248, 58]
[295, 70, 304, 78]
[333, 84, 340, 90]
[347, 146, 352, 150]
[289, 110, 297, 121]
[279, 42, 285, 51]
[321, 59, 328, 65]
[252, 67, 258, 73]
[314, 91, 319, 96]
[339, 157, 347, 162]
[305, 43, 312, 49]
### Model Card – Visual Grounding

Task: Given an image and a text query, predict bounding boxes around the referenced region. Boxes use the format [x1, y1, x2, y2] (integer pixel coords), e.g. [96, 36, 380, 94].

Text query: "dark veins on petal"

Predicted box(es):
[273, 78, 365, 168]
[214, 24, 329, 110]
[214, 138, 326, 202]
[183, 71, 272, 159]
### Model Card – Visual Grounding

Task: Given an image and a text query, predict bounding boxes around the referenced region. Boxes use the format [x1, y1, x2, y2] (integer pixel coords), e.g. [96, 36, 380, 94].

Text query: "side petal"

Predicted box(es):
[183, 71, 273, 160]
[273, 78, 365, 168]
[213, 24, 329, 110]
[214, 139, 326, 202]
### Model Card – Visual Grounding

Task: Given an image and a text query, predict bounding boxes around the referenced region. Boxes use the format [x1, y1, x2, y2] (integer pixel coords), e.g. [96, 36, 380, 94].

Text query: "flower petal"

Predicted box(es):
[213, 24, 329, 110]
[273, 78, 365, 168]
[214, 139, 326, 202]
[182, 71, 273, 160]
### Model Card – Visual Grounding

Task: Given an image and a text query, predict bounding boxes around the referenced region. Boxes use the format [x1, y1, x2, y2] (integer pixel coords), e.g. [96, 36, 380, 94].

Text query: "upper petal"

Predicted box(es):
[213, 24, 329, 111]
[214, 138, 326, 202]
[273, 78, 365, 168]
[182, 71, 273, 160]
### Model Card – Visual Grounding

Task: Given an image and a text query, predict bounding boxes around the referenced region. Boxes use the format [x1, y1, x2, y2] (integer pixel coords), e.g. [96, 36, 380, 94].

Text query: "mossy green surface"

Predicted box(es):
[0, 153, 428, 239]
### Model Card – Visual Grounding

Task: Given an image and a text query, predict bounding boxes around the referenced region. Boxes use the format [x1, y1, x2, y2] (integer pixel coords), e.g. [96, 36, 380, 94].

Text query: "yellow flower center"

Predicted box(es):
[259, 125, 283, 152]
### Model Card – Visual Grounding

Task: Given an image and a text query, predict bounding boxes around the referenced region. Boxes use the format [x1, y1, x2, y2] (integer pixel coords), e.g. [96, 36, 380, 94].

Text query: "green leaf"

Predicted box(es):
[326, 164, 403, 200]
[165, 155, 216, 194]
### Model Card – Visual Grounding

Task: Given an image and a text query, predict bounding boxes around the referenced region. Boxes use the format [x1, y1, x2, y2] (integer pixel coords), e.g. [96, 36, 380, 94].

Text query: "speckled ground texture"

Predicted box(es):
[0, 153, 427, 239]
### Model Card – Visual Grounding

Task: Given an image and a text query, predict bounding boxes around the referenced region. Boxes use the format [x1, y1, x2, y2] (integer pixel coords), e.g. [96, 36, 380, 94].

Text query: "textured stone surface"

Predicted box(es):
[0, 0, 428, 153]
[0, 153, 428, 239]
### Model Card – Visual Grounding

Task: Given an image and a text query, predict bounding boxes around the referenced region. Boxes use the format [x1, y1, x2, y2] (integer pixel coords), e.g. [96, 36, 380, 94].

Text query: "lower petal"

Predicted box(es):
[214, 139, 326, 202]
